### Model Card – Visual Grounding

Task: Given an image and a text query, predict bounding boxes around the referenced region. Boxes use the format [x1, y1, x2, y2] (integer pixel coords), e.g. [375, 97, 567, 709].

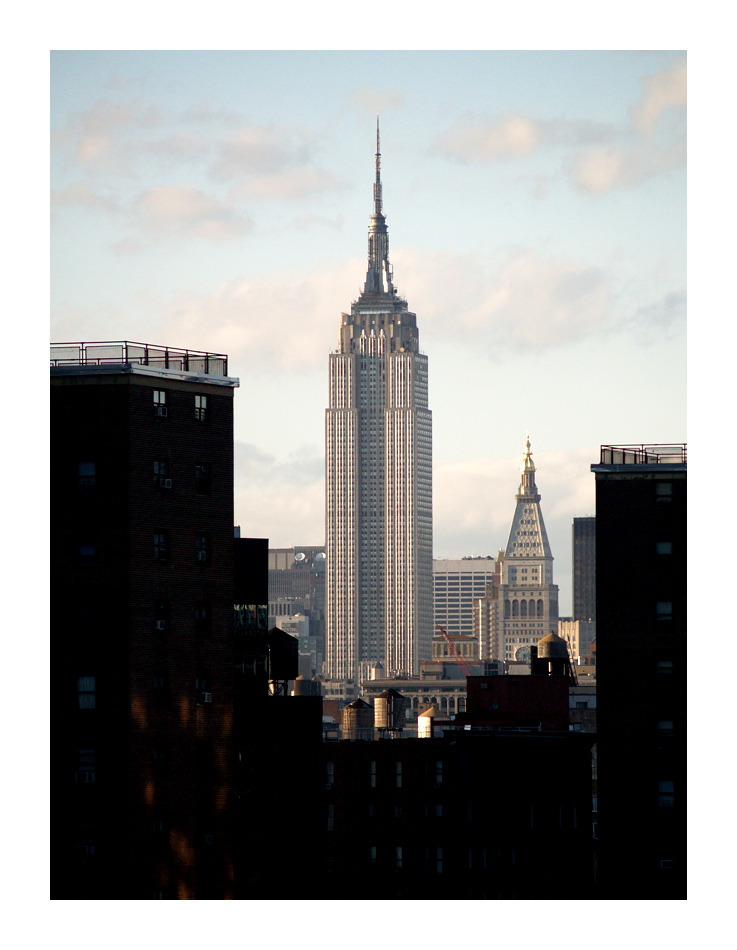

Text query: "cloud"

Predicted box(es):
[228, 167, 347, 202]
[135, 185, 253, 239]
[156, 257, 362, 369]
[570, 137, 685, 194]
[633, 59, 687, 133]
[349, 86, 404, 114]
[396, 246, 616, 352]
[50, 181, 120, 212]
[432, 114, 541, 163]
[210, 124, 313, 181]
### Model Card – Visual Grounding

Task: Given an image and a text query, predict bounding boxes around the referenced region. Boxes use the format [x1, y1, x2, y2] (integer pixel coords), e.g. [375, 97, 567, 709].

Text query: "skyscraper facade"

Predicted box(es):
[474, 437, 559, 664]
[572, 516, 596, 621]
[325, 125, 433, 685]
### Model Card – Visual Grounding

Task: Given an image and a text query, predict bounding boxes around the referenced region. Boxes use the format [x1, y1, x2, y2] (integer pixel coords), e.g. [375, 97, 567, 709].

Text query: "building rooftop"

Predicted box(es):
[596, 444, 687, 466]
[50, 340, 236, 384]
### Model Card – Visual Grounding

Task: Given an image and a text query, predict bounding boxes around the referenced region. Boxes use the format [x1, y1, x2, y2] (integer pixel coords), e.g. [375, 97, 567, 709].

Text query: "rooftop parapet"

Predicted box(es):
[598, 444, 687, 466]
[50, 340, 229, 378]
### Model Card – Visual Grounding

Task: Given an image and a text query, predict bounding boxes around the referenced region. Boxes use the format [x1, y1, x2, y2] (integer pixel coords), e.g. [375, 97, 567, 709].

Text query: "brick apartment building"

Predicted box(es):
[51, 341, 239, 898]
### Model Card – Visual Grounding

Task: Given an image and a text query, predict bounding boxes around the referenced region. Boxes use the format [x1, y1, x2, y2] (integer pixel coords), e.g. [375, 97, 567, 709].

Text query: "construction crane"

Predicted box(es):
[436, 624, 473, 678]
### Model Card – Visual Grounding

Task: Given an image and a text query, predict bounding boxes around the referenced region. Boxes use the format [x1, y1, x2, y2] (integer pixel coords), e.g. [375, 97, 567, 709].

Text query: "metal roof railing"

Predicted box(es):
[50, 341, 228, 377]
[599, 444, 687, 465]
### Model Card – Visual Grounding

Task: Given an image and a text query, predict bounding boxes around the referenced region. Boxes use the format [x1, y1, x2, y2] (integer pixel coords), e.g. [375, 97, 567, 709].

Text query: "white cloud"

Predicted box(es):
[210, 124, 313, 180]
[396, 245, 616, 353]
[633, 59, 687, 134]
[135, 185, 253, 239]
[157, 257, 362, 369]
[432, 114, 541, 163]
[50, 181, 120, 212]
[228, 167, 346, 202]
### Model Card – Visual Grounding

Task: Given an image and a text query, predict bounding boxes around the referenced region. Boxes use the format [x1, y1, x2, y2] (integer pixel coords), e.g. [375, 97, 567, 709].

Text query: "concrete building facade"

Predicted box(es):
[325, 123, 432, 686]
[434, 557, 499, 639]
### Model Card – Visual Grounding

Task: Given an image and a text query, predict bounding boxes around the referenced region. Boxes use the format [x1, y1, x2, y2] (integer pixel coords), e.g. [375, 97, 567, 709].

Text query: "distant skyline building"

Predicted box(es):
[474, 437, 559, 665]
[572, 516, 596, 621]
[325, 122, 433, 684]
[433, 557, 499, 639]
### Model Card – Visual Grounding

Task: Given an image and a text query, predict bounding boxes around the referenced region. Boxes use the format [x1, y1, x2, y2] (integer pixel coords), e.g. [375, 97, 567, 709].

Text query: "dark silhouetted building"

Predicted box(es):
[592, 444, 686, 899]
[572, 516, 596, 621]
[51, 341, 239, 899]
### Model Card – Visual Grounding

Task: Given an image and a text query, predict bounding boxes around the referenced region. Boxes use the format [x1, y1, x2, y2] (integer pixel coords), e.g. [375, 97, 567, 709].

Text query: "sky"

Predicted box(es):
[50, 50, 687, 614]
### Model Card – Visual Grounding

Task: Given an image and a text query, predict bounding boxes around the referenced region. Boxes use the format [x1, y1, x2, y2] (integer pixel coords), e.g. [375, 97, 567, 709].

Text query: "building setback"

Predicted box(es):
[51, 341, 239, 899]
[592, 443, 686, 899]
[325, 123, 433, 685]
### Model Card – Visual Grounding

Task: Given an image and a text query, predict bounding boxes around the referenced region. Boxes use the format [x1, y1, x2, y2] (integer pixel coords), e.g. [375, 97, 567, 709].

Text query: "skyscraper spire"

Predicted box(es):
[363, 116, 394, 296]
[374, 116, 383, 216]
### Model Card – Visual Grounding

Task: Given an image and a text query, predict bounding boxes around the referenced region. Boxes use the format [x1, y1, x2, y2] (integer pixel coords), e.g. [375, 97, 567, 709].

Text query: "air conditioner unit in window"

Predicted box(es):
[155, 405, 168, 417]
[161, 478, 172, 489]
[201, 692, 212, 703]
[155, 620, 166, 631]
[196, 551, 208, 562]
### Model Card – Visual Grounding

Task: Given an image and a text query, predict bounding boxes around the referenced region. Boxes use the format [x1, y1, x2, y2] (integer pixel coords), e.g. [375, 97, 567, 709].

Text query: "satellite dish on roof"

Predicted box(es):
[294, 552, 306, 562]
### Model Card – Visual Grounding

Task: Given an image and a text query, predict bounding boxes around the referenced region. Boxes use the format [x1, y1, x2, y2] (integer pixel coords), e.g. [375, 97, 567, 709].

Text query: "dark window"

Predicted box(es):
[78, 676, 96, 709]
[154, 460, 171, 490]
[153, 390, 168, 418]
[154, 532, 169, 562]
[78, 542, 96, 567]
[195, 394, 208, 423]
[77, 461, 96, 490]
[195, 464, 211, 494]
[154, 600, 169, 634]
[76, 748, 96, 783]
[656, 601, 673, 621]
[196, 533, 210, 564]
[196, 676, 212, 705]
[195, 603, 211, 637]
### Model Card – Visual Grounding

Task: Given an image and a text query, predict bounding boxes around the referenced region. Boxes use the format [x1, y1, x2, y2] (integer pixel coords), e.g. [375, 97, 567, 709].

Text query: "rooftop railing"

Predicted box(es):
[50, 341, 228, 377]
[599, 444, 687, 465]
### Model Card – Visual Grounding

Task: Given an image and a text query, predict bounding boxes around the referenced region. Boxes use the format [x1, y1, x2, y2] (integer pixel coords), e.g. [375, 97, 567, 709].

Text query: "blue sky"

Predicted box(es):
[50, 50, 686, 613]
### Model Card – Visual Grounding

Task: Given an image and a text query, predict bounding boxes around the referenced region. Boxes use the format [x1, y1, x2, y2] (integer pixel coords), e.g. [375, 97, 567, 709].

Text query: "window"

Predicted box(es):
[656, 541, 672, 555]
[657, 659, 673, 678]
[326, 761, 334, 785]
[154, 460, 171, 490]
[658, 720, 674, 735]
[154, 532, 169, 562]
[658, 780, 675, 806]
[435, 760, 443, 787]
[195, 603, 211, 637]
[153, 390, 168, 417]
[370, 761, 376, 788]
[76, 748, 96, 782]
[78, 676, 96, 709]
[77, 461, 96, 490]
[576, 700, 588, 709]
[196, 676, 212, 704]
[395, 761, 402, 788]
[195, 463, 211, 494]
[656, 601, 673, 621]
[196, 533, 210, 564]
[395, 846, 403, 871]
[154, 601, 169, 634]
[195, 394, 208, 423]
[369, 846, 377, 864]
[78, 542, 96, 567]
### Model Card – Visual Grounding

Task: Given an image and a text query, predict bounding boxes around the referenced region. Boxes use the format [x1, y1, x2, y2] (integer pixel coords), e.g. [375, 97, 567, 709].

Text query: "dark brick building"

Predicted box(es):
[592, 444, 686, 899]
[51, 341, 239, 899]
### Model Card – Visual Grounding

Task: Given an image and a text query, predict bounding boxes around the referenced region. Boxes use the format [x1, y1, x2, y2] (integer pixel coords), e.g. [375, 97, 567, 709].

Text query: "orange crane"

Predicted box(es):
[436, 624, 473, 678]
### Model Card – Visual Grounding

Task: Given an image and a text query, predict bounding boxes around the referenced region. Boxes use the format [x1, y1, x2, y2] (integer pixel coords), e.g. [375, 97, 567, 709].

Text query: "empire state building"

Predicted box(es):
[325, 124, 433, 686]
